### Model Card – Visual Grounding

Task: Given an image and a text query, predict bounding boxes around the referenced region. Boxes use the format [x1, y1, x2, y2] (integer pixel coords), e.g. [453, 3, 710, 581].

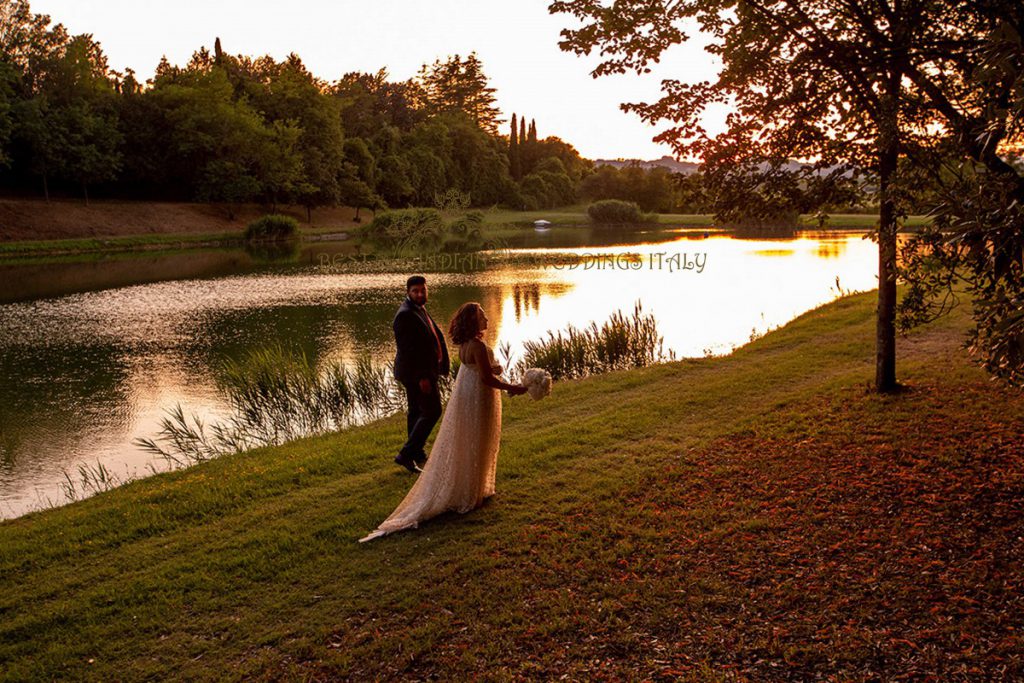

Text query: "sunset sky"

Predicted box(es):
[30, 0, 724, 161]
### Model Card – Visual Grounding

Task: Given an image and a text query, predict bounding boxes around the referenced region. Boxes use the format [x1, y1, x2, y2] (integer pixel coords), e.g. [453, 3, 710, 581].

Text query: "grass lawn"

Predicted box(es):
[0, 231, 245, 258]
[479, 205, 717, 228]
[479, 206, 931, 230]
[1, 288, 1020, 680]
[807, 213, 932, 229]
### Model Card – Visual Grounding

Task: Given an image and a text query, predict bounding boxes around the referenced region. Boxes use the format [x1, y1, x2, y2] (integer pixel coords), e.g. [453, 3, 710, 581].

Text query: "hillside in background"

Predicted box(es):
[592, 156, 700, 174]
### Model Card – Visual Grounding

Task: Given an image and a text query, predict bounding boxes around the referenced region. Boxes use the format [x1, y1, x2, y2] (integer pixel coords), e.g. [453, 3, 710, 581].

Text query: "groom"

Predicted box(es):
[392, 275, 450, 473]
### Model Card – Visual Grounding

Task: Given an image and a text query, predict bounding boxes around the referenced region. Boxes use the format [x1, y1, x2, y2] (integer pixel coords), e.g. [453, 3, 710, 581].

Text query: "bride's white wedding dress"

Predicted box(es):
[359, 343, 501, 542]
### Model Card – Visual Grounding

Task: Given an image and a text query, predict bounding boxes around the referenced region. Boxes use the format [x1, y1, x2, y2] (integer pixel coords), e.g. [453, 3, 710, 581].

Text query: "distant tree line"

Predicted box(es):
[0, 1, 592, 217]
[0, 0, 869, 223]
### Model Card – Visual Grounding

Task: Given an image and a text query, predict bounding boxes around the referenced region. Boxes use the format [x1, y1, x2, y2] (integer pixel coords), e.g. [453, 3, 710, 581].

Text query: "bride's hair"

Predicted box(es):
[449, 302, 483, 344]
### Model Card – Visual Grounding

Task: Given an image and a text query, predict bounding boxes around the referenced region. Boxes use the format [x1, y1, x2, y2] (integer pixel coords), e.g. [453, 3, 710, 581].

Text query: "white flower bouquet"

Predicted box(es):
[521, 368, 552, 401]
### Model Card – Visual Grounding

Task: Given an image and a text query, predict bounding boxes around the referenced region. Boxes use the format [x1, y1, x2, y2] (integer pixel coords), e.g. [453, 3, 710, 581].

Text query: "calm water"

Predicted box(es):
[0, 228, 881, 518]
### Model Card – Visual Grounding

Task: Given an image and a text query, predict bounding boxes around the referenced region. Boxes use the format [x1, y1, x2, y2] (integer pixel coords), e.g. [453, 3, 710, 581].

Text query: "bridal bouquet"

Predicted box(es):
[521, 368, 552, 401]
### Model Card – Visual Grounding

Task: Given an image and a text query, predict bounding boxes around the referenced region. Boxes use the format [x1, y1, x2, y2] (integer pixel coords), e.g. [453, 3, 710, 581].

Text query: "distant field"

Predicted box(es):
[480, 206, 931, 230]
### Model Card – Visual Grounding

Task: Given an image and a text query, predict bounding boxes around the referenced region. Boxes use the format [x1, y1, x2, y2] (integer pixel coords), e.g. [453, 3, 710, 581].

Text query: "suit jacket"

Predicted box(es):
[393, 297, 450, 386]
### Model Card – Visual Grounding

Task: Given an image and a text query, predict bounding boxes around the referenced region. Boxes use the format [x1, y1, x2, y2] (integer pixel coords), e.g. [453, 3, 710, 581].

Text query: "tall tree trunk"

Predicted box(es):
[306, 205, 312, 224]
[875, 72, 901, 393]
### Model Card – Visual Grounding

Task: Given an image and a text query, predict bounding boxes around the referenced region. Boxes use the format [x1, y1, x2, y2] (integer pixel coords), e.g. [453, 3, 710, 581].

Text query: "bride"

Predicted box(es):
[359, 302, 527, 542]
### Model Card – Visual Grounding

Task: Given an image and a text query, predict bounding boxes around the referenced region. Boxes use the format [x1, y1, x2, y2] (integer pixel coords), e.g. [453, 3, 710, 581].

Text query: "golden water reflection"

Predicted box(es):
[483, 232, 879, 359]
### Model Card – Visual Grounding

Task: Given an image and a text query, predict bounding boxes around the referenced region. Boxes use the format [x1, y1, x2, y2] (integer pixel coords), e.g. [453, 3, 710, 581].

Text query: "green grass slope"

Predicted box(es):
[1, 289, 1021, 680]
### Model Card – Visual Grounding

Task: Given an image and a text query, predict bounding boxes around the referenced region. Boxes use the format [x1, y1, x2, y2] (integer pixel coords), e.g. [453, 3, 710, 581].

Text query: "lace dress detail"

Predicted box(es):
[360, 344, 502, 542]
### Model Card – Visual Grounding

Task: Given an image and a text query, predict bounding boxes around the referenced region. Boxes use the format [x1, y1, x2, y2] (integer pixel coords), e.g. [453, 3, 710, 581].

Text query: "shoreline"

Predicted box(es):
[0, 198, 932, 261]
[0, 198, 366, 260]
[0, 229, 353, 261]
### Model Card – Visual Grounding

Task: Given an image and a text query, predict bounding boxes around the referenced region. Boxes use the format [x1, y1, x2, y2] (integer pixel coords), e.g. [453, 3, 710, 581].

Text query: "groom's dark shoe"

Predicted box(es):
[394, 454, 420, 474]
[413, 452, 428, 467]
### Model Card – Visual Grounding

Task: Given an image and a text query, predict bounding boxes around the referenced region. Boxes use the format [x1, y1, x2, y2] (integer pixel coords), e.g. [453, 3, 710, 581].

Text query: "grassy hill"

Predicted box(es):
[1, 289, 1021, 680]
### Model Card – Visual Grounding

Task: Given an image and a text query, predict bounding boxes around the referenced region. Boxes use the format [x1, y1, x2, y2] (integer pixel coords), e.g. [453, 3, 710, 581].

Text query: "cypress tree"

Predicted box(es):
[509, 113, 521, 180]
[518, 116, 528, 176]
[528, 118, 537, 143]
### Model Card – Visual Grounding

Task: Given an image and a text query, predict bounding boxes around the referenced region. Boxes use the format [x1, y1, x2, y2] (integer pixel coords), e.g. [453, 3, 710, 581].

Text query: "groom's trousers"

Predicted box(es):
[399, 379, 442, 460]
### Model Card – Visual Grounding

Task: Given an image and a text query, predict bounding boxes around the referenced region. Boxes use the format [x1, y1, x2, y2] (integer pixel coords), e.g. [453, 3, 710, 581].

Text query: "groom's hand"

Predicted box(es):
[419, 378, 432, 394]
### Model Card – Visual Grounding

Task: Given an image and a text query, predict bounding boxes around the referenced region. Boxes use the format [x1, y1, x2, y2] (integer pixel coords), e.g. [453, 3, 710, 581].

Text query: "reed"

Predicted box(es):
[135, 347, 406, 466]
[134, 308, 665, 470]
[57, 460, 123, 502]
[517, 302, 673, 380]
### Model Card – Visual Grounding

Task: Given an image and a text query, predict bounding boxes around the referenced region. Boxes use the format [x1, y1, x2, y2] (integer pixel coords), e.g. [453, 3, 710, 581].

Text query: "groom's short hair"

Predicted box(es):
[406, 275, 426, 290]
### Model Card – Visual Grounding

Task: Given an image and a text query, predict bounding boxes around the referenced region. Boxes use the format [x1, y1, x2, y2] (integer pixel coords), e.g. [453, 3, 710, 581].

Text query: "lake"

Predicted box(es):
[0, 227, 883, 518]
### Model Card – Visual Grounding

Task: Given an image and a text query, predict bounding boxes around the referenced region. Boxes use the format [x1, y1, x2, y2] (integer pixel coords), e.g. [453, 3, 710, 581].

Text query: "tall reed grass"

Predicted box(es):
[516, 302, 673, 380]
[135, 346, 407, 466]
[134, 308, 666, 471]
[57, 460, 122, 503]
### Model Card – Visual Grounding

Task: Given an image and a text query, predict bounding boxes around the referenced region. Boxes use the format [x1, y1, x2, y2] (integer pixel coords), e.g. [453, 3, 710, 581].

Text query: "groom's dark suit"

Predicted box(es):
[393, 296, 450, 464]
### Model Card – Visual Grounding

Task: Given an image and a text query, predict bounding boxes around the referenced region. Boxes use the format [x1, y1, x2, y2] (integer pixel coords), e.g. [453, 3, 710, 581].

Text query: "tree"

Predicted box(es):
[440, 111, 516, 206]
[404, 144, 448, 206]
[333, 68, 427, 140]
[10, 96, 59, 199]
[529, 136, 590, 181]
[235, 52, 346, 217]
[416, 52, 503, 134]
[0, 0, 69, 93]
[0, 59, 18, 167]
[509, 112, 521, 180]
[579, 164, 625, 202]
[257, 118, 303, 210]
[520, 116, 540, 173]
[632, 165, 676, 213]
[340, 136, 384, 218]
[338, 173, 381, 222]
[0, 5, 534, 222]
[145, 65, 289, 214]
[47, 34, 122, 203]
[697, 159, 860, 226]
[376, 152, 415, 207]
[893, 3, 1024, 385]
[195, 158, 260, 215]
[531, 156, 577, 206]
[549, 0, 1016, 392]
[2, 4, 122, 202]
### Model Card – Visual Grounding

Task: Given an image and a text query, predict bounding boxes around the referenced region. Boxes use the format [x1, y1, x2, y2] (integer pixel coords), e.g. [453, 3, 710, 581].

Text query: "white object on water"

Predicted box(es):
[533, 219, 552, 231]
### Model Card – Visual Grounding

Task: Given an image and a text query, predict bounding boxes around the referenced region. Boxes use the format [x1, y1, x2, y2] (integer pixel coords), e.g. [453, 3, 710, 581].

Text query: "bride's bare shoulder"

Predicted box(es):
[460, 338, 486, 363]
